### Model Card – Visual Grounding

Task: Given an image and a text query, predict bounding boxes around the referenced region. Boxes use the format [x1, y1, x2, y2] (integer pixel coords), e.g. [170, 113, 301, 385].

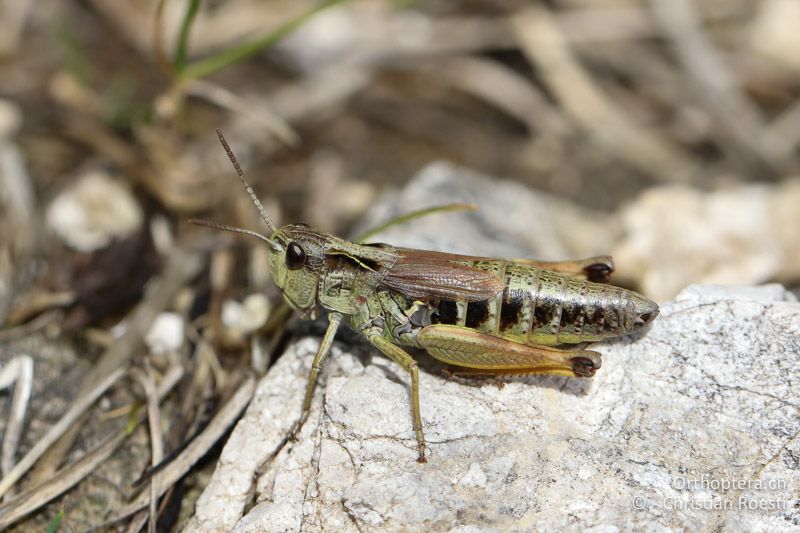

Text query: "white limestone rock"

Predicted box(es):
[612, 181, 800, 301]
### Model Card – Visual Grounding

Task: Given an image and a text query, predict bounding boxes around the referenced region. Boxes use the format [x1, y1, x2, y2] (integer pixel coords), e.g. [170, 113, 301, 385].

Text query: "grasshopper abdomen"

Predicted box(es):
[428, 260, 657, 346]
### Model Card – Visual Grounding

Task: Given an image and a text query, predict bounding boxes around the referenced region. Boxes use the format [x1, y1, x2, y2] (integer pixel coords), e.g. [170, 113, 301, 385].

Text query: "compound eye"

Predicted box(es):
[286, 242, 306, 270]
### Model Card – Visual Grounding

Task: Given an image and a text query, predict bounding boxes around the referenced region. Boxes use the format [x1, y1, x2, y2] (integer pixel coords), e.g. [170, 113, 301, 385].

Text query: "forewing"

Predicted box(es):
[379, 248, 503, 302]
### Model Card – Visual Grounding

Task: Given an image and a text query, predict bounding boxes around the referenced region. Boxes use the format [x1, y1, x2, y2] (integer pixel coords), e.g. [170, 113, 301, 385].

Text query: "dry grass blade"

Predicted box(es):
[512, 6, 696, 183]
[364, 15, 515, 58]
[152, 0, 173, 75]
[2, 290, 75, 328]
[0, 310, 61, 342]
[132, 365, 163, 533]
[218, 66, 372, 161]
[0, 355, 33, 485]
[353, 9, 681, 65]
[0, 0, 34, 54]
[268, 66, 371, 122]
[27, 245, 203, 485]
[404, 55, 570, 136]
[124, 512, 149, 533]
[110, 376, 257, 523]
[558, 7, 656, 43]
[0, 366, 127, 499]
[764, 97, 800, 163]
[0, 428, 123, 529]
[0, 138, 35, 326]
[0, 366, 184, 529]
[0, 354, 33, 484]
[184, 80, 299, 146]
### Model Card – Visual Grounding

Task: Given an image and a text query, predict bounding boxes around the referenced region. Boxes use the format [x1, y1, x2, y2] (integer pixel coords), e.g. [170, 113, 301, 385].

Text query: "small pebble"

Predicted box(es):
[222, 294, 271, 339]
[46, 170, 143, 252]
[145, 312, 185, 355]
[750, 0, 800, 71]
[0, 98, 22, 140]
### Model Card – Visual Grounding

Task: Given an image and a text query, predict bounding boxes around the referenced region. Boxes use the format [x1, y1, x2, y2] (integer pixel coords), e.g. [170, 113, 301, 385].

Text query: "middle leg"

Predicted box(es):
[290, 312, 342, 440]
[367, 333, 428, 463]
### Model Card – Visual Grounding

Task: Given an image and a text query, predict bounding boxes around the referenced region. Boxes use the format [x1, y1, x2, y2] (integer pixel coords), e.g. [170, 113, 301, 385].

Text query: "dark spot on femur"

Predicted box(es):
[465, 300, 490, 328]
[571, 356, 600, 377]
[286, 242, 306, 270]
[584, 263, 613, 283]
[499, 296, 523, 331]
[434, 301, 458, 325]
[365, 242, 391, 249]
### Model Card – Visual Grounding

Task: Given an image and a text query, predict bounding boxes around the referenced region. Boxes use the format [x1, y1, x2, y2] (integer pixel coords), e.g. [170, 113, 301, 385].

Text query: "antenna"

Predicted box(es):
[216, 129, 278, 235]
[188, 219, 279, 248]
[210, 129, 282, 251]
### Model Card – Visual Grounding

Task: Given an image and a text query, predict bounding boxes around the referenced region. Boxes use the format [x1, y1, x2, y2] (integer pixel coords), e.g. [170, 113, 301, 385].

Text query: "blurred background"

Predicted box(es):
[0, 0, 799, 530]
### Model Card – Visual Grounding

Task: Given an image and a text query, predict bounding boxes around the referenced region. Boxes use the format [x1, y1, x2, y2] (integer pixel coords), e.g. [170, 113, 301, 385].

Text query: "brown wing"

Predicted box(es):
[379, 248, 503, 302]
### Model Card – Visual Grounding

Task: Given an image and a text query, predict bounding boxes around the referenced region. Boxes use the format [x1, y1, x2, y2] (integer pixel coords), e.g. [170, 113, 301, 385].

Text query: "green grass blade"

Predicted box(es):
[356, 203, 478, 243]
[179, 0, 346, 81]
[174, 0, 201, 72]
[55, 20, 89, 86]
[46, 510, 64, 533]
[125, 402, 142, 435]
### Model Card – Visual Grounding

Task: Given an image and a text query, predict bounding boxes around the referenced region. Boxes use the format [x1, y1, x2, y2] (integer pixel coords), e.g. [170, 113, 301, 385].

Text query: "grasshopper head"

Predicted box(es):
[196, 130, 329, 313]
[195, 131, 356, 315]
[265, 223, 333, 313]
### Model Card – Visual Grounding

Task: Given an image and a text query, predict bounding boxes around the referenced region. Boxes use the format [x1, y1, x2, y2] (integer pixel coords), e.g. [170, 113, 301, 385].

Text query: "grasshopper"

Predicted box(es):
[196, 130, 659, 463]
